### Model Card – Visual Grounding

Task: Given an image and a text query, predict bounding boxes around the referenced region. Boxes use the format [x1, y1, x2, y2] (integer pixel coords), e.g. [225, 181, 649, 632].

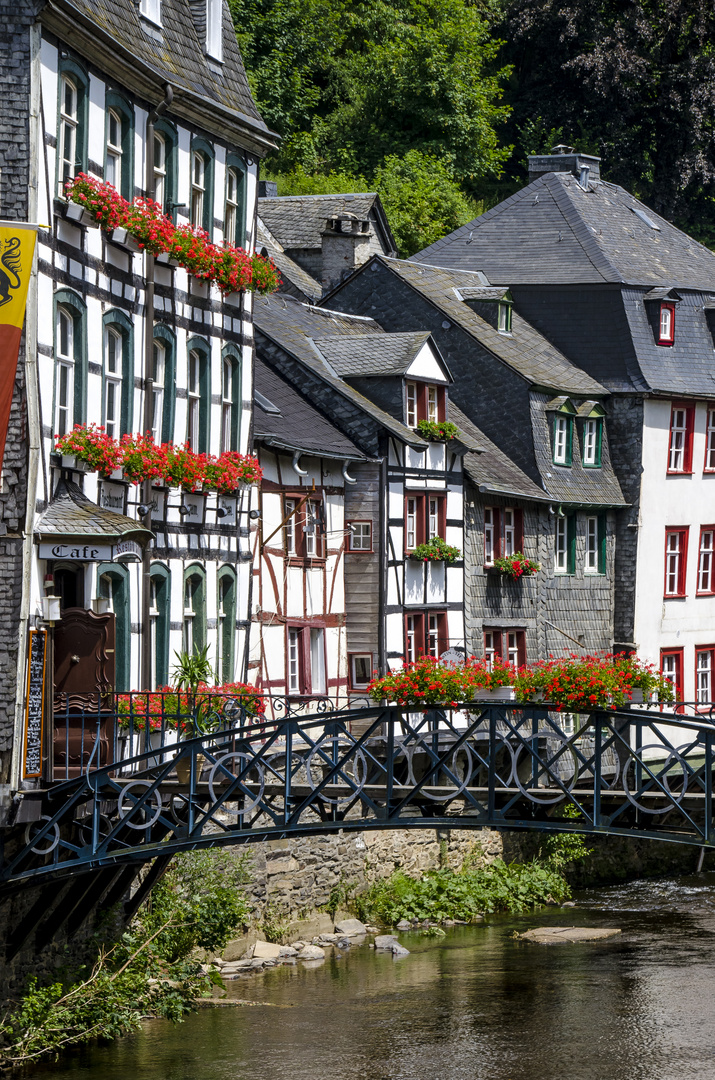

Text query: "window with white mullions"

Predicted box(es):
[348, 522, 372, 551]
[697, 650, 713, 705]
[103, 326, 122, 439]
[406, 615, 416, 664]
[664, 529, 688, 597]
[191, 152, 205, 229]
[484, 507, 495, 566]
[583, 419, 599, 465]
[284, 497, 297, 555]
[428, 497, 439, 541]
[59, 76, 78, 194]
[669, 408, 687, 471]
[555, 516, 568, 573]
[706, 407, 715, 471]
[310, 628, 326, 694]
[305, 503, 320, 557]
[406, 497, 417, 550]
[153, 133, 166, 208]
[484, 630, 497, 671]
[585, 516, 598, 573]
[151, 340, 165, 444]
[221, 356, 233, 453]
[187, 349, 201, 451]
[105, 109, 122, 191]
[183, 576, 199, 654]
[149, 577, 159, 688]
[503, 508, 515, 557]
[288, 628, 301, 693]
[55, 306, 75, 437]
[698, 529, 714, 593]
[427, 614, 440, 657]
[553, 416, 569, 464]
[406, 382, 417, 428]
[506, 631, 520, 668]
[225, 167, 239, 243]
[427, 386, 438, 423]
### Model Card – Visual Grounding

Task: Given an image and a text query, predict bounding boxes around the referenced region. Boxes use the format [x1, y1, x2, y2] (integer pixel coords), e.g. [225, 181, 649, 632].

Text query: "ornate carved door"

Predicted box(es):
[53, 608, 116, 778]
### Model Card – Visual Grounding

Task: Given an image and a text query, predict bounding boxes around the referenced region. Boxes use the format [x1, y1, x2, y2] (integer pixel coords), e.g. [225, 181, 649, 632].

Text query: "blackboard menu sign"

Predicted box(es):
[23, 629, 47, 779]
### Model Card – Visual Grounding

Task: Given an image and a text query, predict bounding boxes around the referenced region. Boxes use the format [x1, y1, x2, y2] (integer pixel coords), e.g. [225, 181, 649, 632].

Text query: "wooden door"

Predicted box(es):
[53, 608, 116, 778]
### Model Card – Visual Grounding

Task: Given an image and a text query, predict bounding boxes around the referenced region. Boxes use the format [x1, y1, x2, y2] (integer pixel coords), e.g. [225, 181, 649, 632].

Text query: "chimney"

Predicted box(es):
[321, 212, 372, 292]
[258, 180, 278, 198]
[528, 144, 601, 185]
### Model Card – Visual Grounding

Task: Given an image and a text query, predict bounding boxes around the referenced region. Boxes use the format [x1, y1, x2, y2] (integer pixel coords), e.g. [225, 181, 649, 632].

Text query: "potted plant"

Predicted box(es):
[367, 654, 474, 707]
[493, 552, 541, 580]
[467, 657, 517, 701]
[614, 654, 676, 706]
[409, 537, 461, 563]
[416, 419, 459, 441]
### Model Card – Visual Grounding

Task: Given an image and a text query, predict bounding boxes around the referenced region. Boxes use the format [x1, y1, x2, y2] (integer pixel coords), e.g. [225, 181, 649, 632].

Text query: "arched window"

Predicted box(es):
[220, 345, 241, 452]
[54, 290, 86, 435]
[183, 564, 206, 655]
[106, 110, 122, 189]
[224, 155, 247, 245]
[217, 565, 236, 683]
[149, 563, 171, 687]
[187, 338, 210, 453]
[152, 324, 176, 443]
[104, 94, 134, 200]
[103, 310, 133, 437]
[57, 60, 88, 197]
[190, 139, 214, 236]
[97, 562, 130, 692]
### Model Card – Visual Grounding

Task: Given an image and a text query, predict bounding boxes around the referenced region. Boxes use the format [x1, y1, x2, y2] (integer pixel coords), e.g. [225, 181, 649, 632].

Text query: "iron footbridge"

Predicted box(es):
[3, 702, 715, 893]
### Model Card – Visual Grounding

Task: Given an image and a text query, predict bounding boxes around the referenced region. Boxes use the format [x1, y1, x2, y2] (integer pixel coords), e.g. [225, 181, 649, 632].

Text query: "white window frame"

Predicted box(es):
[149, 577, 159, 688]
[506, 631, 519, 667]
[669, 407, 687, 472]
[55, 305, 75, 437]
[553, 416, 569, 464]
[284, 498, 297, 555]
[350, 654, 372, 689]
[484, 630, 497, 671]
[662, 653, 678, 689]
[427, 386, 438, 423]
[406, 615, 416, 664]
[187, 349, 201, 451]
[585, 515, 598, 573]
[428, 497, 439, 541]
[206, 0, 223, 60]
[183, 577, 197, 654]
[503, 508, 515, 557]
[103, 326, 122, 440]
[406, 382, 417, 427]
[59, 75, 78, 195]
[288, 627, 301, 693]
[225, 166, 239, 242]
[484, 507, 495, 566]
[698, 529, 714, 593]
[660, 305, 673, 342]
[555, 517, 568, 573]
[583, 419, 598, 466]
[140, 0, 162, 23]
[151, 339, 165, 444]
[427, 614, 440, 658]
[105, 108, 122, 192]
[697, 649, 713, 705]
[153, 132, 166, 208]
[191, 152, 205, 229]
[221, 355, 233, 453]
[406, 497, 417, 550]
[498, 302, 512, 334]
[665, 531, 683, 596]
[310, 627, 326, 695]
[348, 522, 372, 551]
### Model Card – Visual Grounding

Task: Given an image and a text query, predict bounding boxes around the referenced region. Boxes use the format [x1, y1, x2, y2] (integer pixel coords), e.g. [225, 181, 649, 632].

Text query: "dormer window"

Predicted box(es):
[497, 301, 512, 334]
[578, 402, 605, 468]
[206, 0, 223, 60]
[140, 0, 161, 24]
[405, 381, 445, 427]
[659, 302, 675, 345]
[547, 397, 576, 466]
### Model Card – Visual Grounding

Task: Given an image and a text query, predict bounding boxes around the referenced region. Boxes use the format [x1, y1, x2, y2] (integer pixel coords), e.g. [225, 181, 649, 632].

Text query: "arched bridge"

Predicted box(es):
[4, 701, 715, 895]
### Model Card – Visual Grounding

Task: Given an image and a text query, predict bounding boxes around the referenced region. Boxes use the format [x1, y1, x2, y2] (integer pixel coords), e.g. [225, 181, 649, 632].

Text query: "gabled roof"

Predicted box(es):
[253, 357, 367, 461]
[258, 193, 396, 255]
[35, 478, 154, 543]
[256, 218, 322, 303]
[253, 295, 429, 450]
[413, 172, 715, 290]
[449, 405, 548, 502]
[366, 256, 605, 395]
[312, 331, 446, 379]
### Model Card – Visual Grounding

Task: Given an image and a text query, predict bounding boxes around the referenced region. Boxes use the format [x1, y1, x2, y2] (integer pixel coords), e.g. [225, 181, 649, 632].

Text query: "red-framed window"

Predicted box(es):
[705, 405, 715, 472]
[405, 381, 446, 427]
[664, 527, 689, 597]
[347, 520, 372, 552]
[667, 403, 694, 473]
[287, 623, 327, 696]
[483, 628, 526, 669]
[697, 526, 715, 595]
[696, 646, 715, 709]
[284, 495, 324, 561]
[404, 611, 448, 662]
[659, 302, 675, 345]
[660, 648, 684, 705]
[483, 507, 524, 566]
[349, 653, 373, 690]
[405, 493, 446, 551]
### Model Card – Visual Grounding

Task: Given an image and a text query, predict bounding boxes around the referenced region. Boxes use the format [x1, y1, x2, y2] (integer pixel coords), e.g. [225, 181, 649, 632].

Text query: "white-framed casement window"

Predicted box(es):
[497, 302, 512, 334]
[555, 516, 568, 573]
[484, 507, 495, 566]
[217, 574, 229, 680]
[427, 386, 438, 423]
[553, 416, 570, 464]
[59, 75, 78, 195]
[659, 303, 675, 344]
[225, 167, 239, 242]
[348, 522, 372, 551]
[310, 628, 326, 694]
[140, 0, 162, 23]
[585, 516, 598, 573]
[583, 420, 598, 466]
[103, 326, 122, 439]
[506, 631, 520, 667]
[55, 305, 75, 437]
[153, 133, 166, 208]
[698, 528, 715, 594]
[350, 654, 372, 690]
[428, 496, 439, 541]
[221, 356, 233, 453]
[183, 576, 198, 653]
[149, 577, 160, 688]
[105, 109, 122, 191]
[187, 349, 201, 451]
[406, 497, 417, 550]
[665, 528, 688, 597]
[151, 340, 165, 444]
[484, 630, 497, 671]
[427, 613, 440, 657]
[206, 0, 223, 60]
[503, 508, 515, 556]
[406, 382, 417, 428]
[284, 497, 297, 555]
[697, 649, 714, 706]
[305, 503, 320, 557]
[288, 628, 301, 693]
[668, 407, 688, 472]
[706, 407, 715, 472]
[405, 614, 417, 664]
[191, 152, 205, 229]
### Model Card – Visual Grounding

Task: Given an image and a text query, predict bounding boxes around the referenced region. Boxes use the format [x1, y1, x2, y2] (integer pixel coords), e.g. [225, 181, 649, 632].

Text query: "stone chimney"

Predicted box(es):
[321, 212, 372, 292]
[528, 144, 601, 185]
[258, 180, 278, 198]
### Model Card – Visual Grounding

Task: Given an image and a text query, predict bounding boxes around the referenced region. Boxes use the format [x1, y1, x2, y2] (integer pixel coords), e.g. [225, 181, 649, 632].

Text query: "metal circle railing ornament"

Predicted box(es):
[622, 744, 688, 813]
[118, 781, 164, 829]
[512, 731, 579, 805]
[74, 812, 113, 846]
[208, 752, 265, 813]
[24, 815, 60, 855]
[417, 743, 474, 802]
[306, 735, 368, 804]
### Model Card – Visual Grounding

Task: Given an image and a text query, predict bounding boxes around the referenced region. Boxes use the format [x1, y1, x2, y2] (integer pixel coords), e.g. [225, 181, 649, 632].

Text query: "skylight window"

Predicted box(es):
[631, 206, 661, 231]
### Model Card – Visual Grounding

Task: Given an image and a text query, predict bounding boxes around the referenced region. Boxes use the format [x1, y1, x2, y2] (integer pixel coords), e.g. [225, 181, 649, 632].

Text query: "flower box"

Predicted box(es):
[64, 201, 98, 228]
[156, 252, 180, 268]
[473, 687, 516, 702]
[630, 688, 645, 704]
[111, 227, 141, 253]
[60, 454, 90, 472]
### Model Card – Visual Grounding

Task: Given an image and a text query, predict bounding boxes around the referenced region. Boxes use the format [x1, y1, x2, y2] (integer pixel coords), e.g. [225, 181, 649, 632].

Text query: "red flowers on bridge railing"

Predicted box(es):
[65, 174, 281, 294]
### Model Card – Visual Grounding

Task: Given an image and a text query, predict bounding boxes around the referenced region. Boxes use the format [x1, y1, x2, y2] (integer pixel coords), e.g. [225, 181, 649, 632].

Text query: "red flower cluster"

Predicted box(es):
[117, 681, 266, 731]
[55, 423, 122, 476]
[493, 551, 541, 579]
[65, 174, 281, 294]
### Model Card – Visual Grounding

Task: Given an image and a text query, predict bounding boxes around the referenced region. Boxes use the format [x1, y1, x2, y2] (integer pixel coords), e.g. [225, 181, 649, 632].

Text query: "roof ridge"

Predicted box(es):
[259, 193, 378, 202]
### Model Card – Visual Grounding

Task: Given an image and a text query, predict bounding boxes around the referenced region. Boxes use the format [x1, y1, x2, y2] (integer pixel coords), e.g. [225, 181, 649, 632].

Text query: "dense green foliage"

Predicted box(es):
[0, 851, 251, 1070]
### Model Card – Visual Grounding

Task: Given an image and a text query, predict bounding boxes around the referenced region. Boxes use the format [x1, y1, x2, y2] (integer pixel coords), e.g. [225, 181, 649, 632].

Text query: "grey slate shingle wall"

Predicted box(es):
[605, 396, 644, 648]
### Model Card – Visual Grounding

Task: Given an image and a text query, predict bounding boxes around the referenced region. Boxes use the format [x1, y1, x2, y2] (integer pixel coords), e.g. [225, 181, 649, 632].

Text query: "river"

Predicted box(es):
[34, 872, 715, 1080]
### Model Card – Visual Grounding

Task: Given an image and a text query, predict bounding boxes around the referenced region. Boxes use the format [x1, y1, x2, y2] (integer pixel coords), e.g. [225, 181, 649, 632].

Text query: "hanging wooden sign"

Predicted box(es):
[23, 628, 47, 779]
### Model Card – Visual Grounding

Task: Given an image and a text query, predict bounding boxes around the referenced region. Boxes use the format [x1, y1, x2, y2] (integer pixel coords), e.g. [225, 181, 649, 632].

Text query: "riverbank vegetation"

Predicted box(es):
[0, 851, 251, 1072]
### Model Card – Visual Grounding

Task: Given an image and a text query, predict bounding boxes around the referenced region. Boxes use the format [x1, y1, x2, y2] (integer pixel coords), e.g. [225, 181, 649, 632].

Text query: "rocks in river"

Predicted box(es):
[562, 901, 576, 908]
[337, 938, 351, 949]
[391, 943, 410, 957]
[253, 940, 283, 960]
[313, 933, 339, 945]
[335, 918, 367, 936]
[279, 945, 298, 957]
[518, 927, 621, 945]
[396, 919, 411, 931]
[374, 935, 399, 949]
[297, 944, 326, 960]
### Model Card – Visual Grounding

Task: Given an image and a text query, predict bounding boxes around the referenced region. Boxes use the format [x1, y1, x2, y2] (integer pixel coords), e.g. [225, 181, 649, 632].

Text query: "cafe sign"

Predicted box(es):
[38, 542, 113, 561]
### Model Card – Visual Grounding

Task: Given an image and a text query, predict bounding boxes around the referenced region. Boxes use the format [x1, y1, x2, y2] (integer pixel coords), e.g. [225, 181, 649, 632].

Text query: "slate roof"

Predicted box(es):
[312, 332, 437, 378]
[448, 405, 548, 502]
[256, 218, 322, 303]
[253, 357, 366, 460]
[43, 0, 275, 147]
[413, 172, 715, 290]
[253, 296, 429, 449]
[35, 478, 154, 542]
[371, 257, 605, 395]
[258, 194, 396, 254]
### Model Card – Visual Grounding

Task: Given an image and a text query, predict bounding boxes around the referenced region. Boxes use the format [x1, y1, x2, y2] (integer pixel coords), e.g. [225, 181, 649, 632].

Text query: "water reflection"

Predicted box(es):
[35, 874, 715, 1080]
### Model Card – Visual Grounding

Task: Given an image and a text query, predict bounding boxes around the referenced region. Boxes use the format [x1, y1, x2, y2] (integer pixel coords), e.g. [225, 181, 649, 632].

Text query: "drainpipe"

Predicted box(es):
[140, 84, 173, 693]
[378, 444, 387, 676]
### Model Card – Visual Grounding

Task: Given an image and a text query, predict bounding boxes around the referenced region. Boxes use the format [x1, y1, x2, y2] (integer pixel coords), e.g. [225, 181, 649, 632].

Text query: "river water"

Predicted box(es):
[35, 872, 715, 1080]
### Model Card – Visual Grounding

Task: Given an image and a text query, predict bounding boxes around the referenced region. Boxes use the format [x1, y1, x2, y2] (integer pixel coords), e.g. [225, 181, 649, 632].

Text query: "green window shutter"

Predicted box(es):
[150, 563, 171, 686]
[567, 514, 576, 575]
[595, 420, 603, 467]
[598, 513, 607, 574]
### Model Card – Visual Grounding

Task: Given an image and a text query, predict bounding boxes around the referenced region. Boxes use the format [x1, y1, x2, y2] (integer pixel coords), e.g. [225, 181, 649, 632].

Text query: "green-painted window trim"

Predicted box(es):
[96, 562, 131, 692]
[221, 344, 241, 451]
[225, 152, 248, 246]
[567, 513, 576, 575]
[56, 57, 89, 198]
[582, 417, 603, 468]
[150, 562, 171, 686]
[154, 323, 176, 443]
[217, 564, 237, 683]
[598, 513, 607, 575]
[191, 137, 215, 238]
[53, 288, 87, 429]
[552, 414, 573, 467]
[183, 563, 207, 653]
[104, 91, 134, 200]
[154, 118, 178, 216]
[103, 309, 134, 435]
[187, 336, 211, 453]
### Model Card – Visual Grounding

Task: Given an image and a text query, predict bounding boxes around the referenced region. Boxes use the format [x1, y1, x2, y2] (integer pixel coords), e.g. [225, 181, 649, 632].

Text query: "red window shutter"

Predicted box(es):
[517, 630, 527, 668]
[438, 387, 446, 422]
[438, 613, 448, 656]
[679, 527, 689, 595]
[417, 384, 427, 423]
